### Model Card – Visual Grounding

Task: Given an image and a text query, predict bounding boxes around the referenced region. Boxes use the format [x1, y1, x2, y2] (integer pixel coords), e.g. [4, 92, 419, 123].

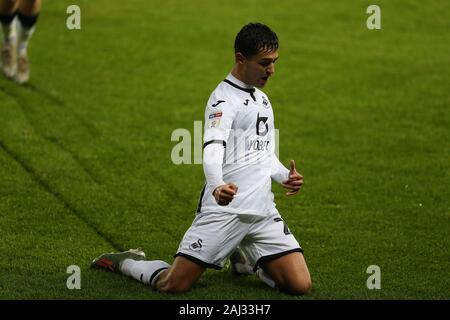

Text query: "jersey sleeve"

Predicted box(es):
[203, 142, 226, 192]
[203, 94, 238, 147]
[201, 93, 238, 192]
[271, 153, 289, 184]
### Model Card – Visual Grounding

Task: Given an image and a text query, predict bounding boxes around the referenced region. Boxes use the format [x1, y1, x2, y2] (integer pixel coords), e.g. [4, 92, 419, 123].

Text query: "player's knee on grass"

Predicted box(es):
[262, 253, 312, 295]
[272, 268, 312, 295]
[154, 256, 205, 293]
[279, 275, 312, 295]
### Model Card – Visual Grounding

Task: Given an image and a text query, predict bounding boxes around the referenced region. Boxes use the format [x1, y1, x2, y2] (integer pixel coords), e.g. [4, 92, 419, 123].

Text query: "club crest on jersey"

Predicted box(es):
[256, 112, 269, 136]
[262, 96, 269, 108]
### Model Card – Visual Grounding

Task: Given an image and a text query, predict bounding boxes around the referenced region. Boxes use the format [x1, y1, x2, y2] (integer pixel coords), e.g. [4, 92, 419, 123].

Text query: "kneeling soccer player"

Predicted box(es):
[91, 22, 312, 296]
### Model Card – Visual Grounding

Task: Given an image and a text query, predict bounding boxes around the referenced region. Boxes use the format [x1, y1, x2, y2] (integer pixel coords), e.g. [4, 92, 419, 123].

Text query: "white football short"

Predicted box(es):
[175, 212, 303, 270]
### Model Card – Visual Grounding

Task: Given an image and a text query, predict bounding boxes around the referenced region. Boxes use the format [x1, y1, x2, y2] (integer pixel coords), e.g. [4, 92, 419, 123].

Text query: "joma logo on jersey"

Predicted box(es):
[211, 100, 225, 107]
[256, 113, 269, 136]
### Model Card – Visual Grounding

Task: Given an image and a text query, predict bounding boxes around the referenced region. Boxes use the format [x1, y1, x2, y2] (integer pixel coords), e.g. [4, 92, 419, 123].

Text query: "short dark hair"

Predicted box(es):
[234, 23, 279, 58]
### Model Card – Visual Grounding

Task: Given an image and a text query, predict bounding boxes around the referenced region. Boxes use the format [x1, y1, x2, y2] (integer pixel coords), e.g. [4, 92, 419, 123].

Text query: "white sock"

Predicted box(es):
[234, 261, 255, 275]
[17, 23, 35, 56]
[121, 259, 170, 288]
[1, 17, 17, 44]
[256, 269, 276, 289]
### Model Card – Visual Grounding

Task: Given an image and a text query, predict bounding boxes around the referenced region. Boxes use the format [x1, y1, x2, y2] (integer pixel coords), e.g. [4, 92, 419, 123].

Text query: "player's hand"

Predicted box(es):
[282, 160, 304, 196]
[213, 183, 238, 206]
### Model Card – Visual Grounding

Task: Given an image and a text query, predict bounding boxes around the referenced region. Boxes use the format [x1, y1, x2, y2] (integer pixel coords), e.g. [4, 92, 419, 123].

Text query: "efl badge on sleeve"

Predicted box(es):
[208, 112, 223, 128]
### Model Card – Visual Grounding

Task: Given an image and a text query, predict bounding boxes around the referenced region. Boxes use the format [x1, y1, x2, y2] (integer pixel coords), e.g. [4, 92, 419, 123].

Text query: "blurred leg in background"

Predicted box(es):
[0, 0, 41, 83]
[0, 0, 19, 79]
[16, 0, 41, 83]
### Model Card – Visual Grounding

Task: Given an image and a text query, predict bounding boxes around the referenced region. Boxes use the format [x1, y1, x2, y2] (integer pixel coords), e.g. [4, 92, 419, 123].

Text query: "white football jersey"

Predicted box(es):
[198, 73, 288, 216]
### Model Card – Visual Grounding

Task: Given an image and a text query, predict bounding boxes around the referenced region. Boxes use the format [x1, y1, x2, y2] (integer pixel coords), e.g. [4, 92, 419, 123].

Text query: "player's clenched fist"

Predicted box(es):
[213, 183, 238, 206]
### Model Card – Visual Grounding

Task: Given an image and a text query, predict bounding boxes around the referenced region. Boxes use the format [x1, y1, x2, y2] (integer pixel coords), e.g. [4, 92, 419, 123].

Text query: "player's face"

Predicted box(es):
[243, 49, 279, 88]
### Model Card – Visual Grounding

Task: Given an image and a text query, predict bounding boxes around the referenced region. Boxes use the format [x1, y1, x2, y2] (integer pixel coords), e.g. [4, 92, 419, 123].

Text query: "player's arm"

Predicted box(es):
[271, 153, 290, 184]
[203, 142, 238, 205]
[202, 97, 238, 205]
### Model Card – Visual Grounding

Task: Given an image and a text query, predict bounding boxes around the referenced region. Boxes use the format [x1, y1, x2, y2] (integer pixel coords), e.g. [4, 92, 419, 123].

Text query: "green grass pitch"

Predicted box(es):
[0, 0, 449, 299]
